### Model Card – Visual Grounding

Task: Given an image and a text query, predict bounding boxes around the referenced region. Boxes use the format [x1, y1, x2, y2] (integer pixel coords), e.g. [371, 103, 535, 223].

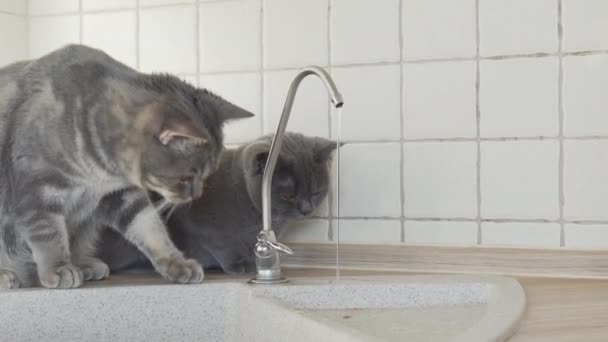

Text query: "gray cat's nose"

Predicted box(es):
[298, 201, 313, 216]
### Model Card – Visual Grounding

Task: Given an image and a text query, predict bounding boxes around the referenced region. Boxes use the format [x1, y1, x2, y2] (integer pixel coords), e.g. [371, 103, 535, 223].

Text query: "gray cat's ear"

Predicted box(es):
[254, 152, 269, 174]
[315, 140, 345, 163]
[253, 151, 289, 175]
[242, 140, 272, 174]
[158, 115, 209, 145]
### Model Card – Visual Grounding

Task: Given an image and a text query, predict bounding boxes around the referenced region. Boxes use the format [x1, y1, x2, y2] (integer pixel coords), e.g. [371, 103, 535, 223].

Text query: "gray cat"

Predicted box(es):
[0, 45, 252, 289]
[99, 133, 340, 274]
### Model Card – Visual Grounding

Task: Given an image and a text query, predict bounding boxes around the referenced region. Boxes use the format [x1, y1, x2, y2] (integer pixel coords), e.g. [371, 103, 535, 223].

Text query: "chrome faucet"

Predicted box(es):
[248, 66, 344, 285]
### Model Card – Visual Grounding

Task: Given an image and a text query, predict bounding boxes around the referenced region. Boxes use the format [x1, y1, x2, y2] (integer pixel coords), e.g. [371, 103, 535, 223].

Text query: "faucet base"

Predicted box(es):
[247, 277, 289, 285]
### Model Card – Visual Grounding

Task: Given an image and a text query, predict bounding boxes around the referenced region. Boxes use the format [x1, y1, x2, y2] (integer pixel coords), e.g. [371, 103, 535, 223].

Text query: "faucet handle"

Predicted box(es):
[254, 231, 293, 258]
[254, 232, 294, 257]
[267, 240, 294, 255]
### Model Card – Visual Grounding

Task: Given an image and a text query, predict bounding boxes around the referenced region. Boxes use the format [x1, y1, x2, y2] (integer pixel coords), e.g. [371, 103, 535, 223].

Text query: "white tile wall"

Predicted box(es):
[334, 219, 401, 243]
[564, 140, 608, 221]
[563, 55, 608, 136]
[482, 222, 561, 247]
[479, 0, 558, 56]
[481, 141, 559, 220]
[140, 0, 194, 7]
[404, 142, 477, 218]
[0, 13, 27, 66]
[82, 11, 137, 68]
[82, 0, 136, 11]
[263, 0, 328, 69]
[565, 224, 608, 249]
[480, 58, 559, 137]
[199, 1, 261, 72]
[0, 0, 26, 15]
[402, 0, 476, 60]
[330, 0, 400, 65]
[140, 6, 197, 74]
[563, 0, 608, 52]
[334, 143, 401, 217]
[403, 61, 476, 139]
[28, 0, 78, 16]
[404, 221, 478, 245]
[332, 65, 401, 141]
[12, 0, 608, 249]
[283, 219, 330, 243]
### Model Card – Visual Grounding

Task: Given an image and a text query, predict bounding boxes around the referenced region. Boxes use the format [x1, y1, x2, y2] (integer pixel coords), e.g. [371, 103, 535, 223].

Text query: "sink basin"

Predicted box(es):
[0, 275, 525, 342]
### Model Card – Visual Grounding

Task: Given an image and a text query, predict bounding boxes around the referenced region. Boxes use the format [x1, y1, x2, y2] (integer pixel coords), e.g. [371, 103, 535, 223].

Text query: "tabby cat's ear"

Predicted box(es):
[158, 115, 209, 145]
[219, 101, 255, 122]
[196, 89, 255, 123]
[315, 140, 345, 163]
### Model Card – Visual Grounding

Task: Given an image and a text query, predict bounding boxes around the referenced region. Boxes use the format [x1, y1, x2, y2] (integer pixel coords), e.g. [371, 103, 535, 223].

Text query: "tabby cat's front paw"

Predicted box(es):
[79, 257, 110, 281]
[39, 264, 83, 289]
[0, 269, 20, 289]
[156, 256, 204, 284]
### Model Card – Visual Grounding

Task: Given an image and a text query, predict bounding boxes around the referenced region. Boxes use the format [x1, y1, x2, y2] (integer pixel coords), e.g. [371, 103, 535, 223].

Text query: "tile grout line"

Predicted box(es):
[135, 0, 140, 70]
[557, 0, 565, 247]
[398, 0, 406, 243]
[307, 216, 608, 225]
[0, 9, 25, 15]
[28, 3, 198, 17]
[189, 48, 608, 76]
[475, 0, 482, 245]
[194, 0, 241, 3]
[326, 0, 335, 242]
[230, 135, 608, 147]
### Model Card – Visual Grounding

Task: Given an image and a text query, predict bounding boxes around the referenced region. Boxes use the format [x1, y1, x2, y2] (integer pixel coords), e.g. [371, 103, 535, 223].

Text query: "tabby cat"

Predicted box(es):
[0, 45, 252, 288]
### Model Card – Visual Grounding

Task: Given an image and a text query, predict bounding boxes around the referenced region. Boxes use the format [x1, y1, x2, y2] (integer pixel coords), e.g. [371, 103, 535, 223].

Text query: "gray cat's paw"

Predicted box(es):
[39, 264, 83, 289]
[0, 269, 20, 289]
[156, 256, 204, 284]
[79, 258, 110, 281]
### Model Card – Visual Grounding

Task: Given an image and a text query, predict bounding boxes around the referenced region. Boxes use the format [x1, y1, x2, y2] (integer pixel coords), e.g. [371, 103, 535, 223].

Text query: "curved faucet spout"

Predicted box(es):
[262, 66, 343, 233]
[249, 66, 343, 285]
